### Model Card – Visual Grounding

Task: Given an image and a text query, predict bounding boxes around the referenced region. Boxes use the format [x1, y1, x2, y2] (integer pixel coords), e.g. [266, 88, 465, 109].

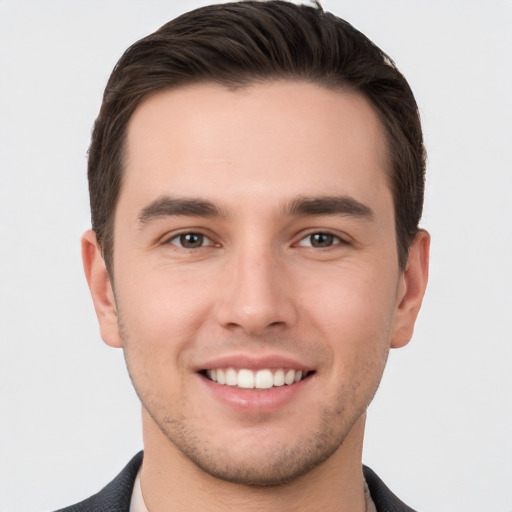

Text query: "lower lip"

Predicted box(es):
[200, 374, 312, 413]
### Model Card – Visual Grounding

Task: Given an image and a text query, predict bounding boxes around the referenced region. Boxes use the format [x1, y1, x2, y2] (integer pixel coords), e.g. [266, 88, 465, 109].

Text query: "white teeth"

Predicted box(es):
[225, 368, 237, 386]
[255, 369, 273, 389]
[216, 368, 226, 385]
[273, 369, 285, 387]
[284, 369, 296, 385]
[205, 367, 307, 389]
[237, 369, 255, 389]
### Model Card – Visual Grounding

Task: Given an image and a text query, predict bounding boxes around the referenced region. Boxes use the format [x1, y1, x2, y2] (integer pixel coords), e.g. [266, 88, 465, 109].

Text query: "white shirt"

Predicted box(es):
[129, 468, 149, 512]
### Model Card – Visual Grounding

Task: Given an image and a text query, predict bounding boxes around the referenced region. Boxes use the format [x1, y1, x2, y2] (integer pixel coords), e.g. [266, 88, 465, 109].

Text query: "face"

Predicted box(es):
[84, 81, 428, 486]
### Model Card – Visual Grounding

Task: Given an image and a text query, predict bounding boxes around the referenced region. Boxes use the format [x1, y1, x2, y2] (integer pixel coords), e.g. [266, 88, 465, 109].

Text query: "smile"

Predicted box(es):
[204, 368, 311, 390]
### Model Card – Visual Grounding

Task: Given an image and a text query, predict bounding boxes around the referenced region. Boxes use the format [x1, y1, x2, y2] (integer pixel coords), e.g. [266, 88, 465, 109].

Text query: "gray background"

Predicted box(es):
[1, 1, 511, 511]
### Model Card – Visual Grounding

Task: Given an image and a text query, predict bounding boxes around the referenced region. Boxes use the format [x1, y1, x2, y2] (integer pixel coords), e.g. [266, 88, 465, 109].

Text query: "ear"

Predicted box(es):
[81, 230, 122, 348]
[391, 229, 430, 349]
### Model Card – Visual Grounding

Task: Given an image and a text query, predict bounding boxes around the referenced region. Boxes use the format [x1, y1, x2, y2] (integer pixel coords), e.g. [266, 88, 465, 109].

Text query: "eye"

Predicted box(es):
[297, 232, 343, 248]
[168, 232, 213, 249]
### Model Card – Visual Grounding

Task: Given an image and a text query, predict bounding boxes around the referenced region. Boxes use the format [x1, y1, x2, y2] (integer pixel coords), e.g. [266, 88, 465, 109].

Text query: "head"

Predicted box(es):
[82, 0, 429, 493]
[88, 0, 425, 276]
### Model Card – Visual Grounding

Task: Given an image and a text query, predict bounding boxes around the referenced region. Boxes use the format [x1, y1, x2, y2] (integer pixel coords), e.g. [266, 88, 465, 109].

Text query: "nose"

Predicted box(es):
[215, 244, 297, 336]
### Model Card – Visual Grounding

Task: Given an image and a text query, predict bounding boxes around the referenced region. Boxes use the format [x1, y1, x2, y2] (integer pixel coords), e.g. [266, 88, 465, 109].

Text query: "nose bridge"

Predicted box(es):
[217, 236, 295, 334]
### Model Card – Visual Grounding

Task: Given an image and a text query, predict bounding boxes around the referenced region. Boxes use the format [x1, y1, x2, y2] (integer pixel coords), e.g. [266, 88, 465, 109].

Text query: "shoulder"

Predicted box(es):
[52, 455, 414, 512]
[363, 465, 418, 512]
[53, 452, 143, 512]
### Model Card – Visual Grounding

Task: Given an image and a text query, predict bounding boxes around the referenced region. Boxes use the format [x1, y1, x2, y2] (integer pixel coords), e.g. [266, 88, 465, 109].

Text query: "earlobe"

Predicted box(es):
[391, 229, 430, 349]
[81, 230, 122, 348]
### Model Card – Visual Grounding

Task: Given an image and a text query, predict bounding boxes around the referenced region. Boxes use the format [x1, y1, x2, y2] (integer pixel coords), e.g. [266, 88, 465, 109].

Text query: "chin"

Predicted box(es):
[149, 402, 361, 487]
[173, 436, 342, 487]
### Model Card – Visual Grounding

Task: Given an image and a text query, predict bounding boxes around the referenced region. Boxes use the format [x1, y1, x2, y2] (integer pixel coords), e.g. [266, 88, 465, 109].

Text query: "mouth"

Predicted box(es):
[200, 367, 314, 390]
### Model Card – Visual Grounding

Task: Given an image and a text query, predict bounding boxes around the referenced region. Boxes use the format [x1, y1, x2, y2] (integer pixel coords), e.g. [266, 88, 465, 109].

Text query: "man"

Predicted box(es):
[61, 1, 429, 510]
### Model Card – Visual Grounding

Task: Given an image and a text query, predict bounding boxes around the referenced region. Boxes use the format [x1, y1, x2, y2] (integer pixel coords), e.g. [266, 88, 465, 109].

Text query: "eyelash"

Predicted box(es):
[165, 230, 346, 250]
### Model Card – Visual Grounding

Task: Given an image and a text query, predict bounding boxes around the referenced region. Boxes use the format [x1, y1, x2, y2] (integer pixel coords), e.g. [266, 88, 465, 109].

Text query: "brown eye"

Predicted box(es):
[297, 232, 339, 248]
[310, 233, 334, 247]
[170, 233, 208, 248]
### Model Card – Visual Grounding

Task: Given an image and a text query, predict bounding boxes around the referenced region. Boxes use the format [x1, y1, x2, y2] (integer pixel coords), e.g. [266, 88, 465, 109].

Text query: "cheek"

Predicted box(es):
[297, 265, 398, 379]
[114, 269, 215, 387]
[118, 267, 211, 335]
[301, 264, 398, 335]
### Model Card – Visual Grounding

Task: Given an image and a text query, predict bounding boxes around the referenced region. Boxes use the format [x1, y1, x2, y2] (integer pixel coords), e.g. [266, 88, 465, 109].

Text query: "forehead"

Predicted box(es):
[121, 81, 391, 215]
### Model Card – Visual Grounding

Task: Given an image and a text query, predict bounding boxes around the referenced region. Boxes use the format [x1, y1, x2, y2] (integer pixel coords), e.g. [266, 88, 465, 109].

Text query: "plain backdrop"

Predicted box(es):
[1, 1, 511, 511]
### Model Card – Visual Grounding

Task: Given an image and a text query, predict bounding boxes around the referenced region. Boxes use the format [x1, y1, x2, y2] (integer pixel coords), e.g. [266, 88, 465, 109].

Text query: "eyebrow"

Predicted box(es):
[137, 194, 374, 225]
[137, 196, 223, 224]
[285, 195, 374, 219]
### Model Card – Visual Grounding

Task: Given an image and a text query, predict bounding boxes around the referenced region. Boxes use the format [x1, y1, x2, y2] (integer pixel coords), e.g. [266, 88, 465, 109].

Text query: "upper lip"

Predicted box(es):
[194, 353, 314, 372]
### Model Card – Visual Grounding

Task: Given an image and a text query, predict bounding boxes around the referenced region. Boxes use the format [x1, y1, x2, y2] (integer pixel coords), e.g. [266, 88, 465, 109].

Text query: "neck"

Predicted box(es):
[140, 409, 368, 512]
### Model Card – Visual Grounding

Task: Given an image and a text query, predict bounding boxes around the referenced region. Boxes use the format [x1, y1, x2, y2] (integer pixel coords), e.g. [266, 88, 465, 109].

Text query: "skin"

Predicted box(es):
[82, 81, 429, 512]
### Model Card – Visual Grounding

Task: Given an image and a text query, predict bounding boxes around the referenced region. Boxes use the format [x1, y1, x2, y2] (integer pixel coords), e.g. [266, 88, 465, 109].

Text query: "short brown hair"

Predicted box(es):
[88, 0, 425, 273]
